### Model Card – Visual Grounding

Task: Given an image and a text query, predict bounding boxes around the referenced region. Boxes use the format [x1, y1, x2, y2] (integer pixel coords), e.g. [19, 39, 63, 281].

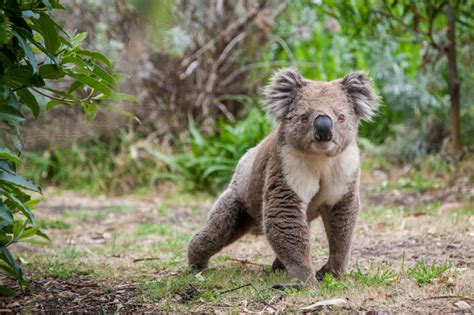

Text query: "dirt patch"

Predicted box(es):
[0, 277, 141, 313]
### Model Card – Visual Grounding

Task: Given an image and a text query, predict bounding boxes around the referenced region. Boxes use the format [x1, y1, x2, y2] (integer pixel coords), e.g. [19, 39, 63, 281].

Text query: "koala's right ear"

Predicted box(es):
[263, 67, 304, 121]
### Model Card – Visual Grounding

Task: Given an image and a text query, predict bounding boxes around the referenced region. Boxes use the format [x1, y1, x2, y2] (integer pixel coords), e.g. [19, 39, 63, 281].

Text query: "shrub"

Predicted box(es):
[148, 105, 273, 192]
[0, 0, 134, 293]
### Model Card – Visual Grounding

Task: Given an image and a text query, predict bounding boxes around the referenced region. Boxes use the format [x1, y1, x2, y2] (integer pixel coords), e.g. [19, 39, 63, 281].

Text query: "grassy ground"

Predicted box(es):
[1, 156, 473, 312]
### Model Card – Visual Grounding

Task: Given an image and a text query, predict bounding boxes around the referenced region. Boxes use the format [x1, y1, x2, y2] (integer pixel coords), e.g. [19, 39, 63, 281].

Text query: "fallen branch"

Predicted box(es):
[227, 258, 267, 267]
[218, 283, 276, 311]
[133, 257, 160, 262]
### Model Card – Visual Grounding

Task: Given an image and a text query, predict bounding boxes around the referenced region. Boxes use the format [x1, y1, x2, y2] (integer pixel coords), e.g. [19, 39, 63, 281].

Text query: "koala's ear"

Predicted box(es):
[341, 71, 379, 122]
[263, 67, 304, 121]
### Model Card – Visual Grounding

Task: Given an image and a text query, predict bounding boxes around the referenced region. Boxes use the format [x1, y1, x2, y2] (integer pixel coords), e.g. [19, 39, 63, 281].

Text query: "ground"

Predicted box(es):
[1, 157, 473, 312]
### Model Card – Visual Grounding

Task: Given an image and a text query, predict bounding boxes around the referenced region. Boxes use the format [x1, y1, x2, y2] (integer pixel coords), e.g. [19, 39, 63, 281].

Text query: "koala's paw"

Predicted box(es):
[188, 261, 208, 271]
[316, 265, 343, 282]
[315, 269, 328, 282]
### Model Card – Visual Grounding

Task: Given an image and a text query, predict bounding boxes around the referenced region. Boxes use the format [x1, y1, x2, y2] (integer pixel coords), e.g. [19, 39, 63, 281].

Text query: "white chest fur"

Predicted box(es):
[281, 144, 360, 207]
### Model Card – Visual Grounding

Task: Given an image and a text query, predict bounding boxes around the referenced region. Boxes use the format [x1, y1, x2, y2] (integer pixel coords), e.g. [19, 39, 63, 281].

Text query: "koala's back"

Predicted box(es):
[230, 131, 278, 225]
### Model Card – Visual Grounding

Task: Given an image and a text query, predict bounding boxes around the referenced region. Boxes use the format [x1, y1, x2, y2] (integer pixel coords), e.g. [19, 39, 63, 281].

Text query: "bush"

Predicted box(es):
[148, 105, 273, 192]
[22, 132, 161, 194]
[0, 0, 133, 292]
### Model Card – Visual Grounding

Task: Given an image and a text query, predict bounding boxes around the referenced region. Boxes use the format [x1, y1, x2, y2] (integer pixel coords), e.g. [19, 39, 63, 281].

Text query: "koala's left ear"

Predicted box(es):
[263, 67, 305, 121]
[341, 71, 379, 121]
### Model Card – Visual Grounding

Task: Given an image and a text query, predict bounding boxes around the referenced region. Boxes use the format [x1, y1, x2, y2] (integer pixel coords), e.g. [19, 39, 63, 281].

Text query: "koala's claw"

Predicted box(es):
[315, 269, 328, 282]
[189, 262, 208, 271]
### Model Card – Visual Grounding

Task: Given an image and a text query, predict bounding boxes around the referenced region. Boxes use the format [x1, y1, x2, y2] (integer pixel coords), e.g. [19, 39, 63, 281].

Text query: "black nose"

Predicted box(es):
[314, 115, 333, 141]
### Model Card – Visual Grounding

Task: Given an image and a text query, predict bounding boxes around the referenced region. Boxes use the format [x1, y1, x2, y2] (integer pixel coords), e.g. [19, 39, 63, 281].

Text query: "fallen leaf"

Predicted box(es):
[195, 271, 205, 281]
[453, 301, 471, 311]
[300, 298, 346, 311]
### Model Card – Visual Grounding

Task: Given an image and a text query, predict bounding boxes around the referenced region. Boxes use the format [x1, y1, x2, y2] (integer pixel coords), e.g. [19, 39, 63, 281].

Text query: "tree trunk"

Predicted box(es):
[446, 4, 461, 156]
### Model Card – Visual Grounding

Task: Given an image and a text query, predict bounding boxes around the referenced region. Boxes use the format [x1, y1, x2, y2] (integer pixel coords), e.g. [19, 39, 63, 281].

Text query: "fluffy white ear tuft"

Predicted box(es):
[263, 67, 304, 121]
[341, 71, 379, 121]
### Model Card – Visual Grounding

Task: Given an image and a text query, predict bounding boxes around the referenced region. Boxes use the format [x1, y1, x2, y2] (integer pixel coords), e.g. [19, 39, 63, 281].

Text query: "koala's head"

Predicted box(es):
[263, 67, 379, 156]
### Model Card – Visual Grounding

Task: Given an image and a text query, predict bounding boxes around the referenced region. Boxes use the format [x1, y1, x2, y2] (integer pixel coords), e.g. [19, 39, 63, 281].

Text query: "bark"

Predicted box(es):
[446, 4, 461, 155]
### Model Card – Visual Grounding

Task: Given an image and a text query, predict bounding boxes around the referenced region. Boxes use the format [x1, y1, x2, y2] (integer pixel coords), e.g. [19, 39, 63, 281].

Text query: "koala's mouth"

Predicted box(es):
[311, 139, 337, 152]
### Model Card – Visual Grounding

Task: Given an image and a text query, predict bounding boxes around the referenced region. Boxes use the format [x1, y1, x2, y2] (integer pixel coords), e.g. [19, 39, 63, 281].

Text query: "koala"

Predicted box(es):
[187, 68, 379, 285]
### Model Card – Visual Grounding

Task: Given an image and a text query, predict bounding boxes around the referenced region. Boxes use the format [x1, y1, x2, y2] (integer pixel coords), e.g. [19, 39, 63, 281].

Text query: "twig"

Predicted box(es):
[227, 258, 267, 267]
[218, 283, 252, 295]
[423, 295, 474, 302]
[133, 257, 160, 262]
[218, 283, 276, 311]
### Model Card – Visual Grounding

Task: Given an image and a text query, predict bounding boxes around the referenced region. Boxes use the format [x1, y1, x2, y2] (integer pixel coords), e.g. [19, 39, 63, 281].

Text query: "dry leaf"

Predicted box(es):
[300, 298, 347, 311]
[453, 301, 471, 311]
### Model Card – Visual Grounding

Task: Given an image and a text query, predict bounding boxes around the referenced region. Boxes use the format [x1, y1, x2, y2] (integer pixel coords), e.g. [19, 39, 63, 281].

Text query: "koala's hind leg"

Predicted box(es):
[316, 186, 359, 281]
[187, 189, 250, 270]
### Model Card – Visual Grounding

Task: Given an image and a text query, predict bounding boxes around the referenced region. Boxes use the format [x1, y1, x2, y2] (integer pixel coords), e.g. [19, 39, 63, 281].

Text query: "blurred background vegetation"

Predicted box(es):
[21, 0, 474, 194]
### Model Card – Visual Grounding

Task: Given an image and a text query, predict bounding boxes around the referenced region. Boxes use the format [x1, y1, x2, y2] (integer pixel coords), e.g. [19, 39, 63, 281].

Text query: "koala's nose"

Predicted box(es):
[314, 115, 333, 141]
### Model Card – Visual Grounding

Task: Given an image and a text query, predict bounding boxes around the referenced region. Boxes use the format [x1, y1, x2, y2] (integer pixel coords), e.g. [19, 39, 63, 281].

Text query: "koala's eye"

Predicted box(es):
[338, 114, 345, 123]
[300, 114, 309, 123]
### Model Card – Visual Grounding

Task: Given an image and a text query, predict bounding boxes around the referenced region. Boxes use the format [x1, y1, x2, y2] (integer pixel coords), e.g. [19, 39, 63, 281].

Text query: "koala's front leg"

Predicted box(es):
[264, 192, 314, 285]
[317, 184, 359, 281]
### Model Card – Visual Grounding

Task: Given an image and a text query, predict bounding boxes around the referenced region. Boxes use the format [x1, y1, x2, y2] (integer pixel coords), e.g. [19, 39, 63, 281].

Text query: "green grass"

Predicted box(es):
[136, 222, 174, 237]
[348, 264, 397, 286]
[37, 219, 71, 230]
[63, 209, 108, 222]
[27, 247, 91, 280]
[407, 260, 451, 285]
[63, 206, 134, 222]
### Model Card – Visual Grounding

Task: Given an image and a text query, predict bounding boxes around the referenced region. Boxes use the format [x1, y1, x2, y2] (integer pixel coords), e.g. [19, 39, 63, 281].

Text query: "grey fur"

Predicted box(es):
[341, 71, 379, 121]
[187, 68, 379, 285]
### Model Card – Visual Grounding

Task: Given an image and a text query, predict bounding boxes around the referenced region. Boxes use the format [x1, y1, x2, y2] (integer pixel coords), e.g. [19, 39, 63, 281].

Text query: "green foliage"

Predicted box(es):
[407, 260, 451, 285]
[349, 264, 397, 286]
[21, 133, 156, 194]
[148, 106, 273, 192]
[0, 0, 135, 291]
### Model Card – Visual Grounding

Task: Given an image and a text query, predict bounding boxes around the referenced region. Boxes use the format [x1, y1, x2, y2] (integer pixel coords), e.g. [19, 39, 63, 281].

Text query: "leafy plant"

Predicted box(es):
[147, 105, 273, 192]
[407, 260, 451, 285]
[22, 133, 156, 194]
[0, 0, 135, 292]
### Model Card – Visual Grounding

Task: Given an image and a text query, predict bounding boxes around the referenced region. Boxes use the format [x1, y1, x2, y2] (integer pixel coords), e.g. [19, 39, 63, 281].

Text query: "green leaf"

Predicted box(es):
[17, 88, 40, 118]
[0, 148, 20, 165]
[37, 13, 60, 53]
[67, 80, 84, 93]
[13, 31, 38, 73]
[77, 49, 113, 68]
[92, 64, 118, 88]
[0, 111, 25, 123]
[61, 56, 92, 71]
[67, 72, 119, 100]
[84, 103, 98, 119]
[118, 92, 140, 104]
[0, 202, 14, 224]
[0, 247, 24, 284]
[7, 193, 35, 225]
[39, 63, 65, 79]
[0, 170, 42, 193]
